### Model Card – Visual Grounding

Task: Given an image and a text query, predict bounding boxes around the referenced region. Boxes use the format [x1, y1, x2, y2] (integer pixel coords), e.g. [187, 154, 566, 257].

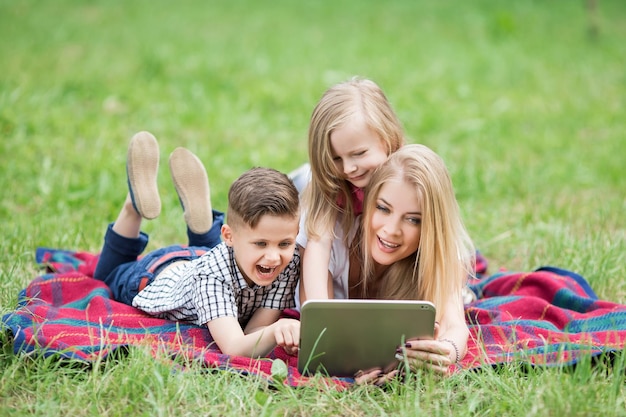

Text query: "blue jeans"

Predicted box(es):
[93, 209, 224, 305]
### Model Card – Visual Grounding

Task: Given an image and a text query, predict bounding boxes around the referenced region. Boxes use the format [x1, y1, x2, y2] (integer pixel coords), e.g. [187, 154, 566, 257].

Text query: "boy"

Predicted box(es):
[93, 131, 301, 357]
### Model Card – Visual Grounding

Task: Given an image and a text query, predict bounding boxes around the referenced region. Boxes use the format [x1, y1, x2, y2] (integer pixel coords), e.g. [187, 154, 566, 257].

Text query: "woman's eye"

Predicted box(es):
[407, 217, 421, 225]
[376, 204, 390, 213]
[255, 242, 267, 247]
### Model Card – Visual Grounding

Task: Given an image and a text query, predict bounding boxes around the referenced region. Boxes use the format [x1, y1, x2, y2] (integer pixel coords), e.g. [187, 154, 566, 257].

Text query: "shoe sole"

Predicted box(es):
[127, 131, 161, 219]
[169, 147, 212, 234]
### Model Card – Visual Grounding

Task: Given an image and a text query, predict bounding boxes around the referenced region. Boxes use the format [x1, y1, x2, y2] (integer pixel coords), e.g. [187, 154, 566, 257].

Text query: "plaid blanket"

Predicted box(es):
[2, 249, 626, 388]
[465, 266, 626, 368]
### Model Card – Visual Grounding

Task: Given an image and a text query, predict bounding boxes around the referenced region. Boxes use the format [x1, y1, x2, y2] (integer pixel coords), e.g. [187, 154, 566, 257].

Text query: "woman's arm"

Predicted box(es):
[435, 294, 469, 362]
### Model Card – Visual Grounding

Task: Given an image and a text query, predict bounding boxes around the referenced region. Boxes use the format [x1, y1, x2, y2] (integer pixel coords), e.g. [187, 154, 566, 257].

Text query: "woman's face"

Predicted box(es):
[369, 178, 422, 266]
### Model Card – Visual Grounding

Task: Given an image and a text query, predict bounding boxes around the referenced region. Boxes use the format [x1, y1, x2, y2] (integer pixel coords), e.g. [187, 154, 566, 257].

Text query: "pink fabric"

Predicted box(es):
[336, 184, 364, 216]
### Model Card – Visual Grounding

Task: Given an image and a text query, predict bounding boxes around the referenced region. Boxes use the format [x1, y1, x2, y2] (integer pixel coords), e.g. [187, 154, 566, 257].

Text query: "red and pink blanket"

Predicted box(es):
[2, 249, 626, 388]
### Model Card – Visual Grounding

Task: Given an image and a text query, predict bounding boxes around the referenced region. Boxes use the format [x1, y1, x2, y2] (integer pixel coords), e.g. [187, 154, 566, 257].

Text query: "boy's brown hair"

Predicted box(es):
[226, 167, 300, 229]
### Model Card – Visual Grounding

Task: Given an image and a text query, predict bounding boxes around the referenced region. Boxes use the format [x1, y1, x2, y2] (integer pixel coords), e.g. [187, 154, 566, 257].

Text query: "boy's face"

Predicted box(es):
[221, 214, 300, 287]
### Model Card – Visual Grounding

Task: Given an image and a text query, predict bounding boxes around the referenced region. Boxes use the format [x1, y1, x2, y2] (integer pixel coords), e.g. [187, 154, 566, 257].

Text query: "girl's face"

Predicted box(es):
[329, 116, 388, 189]
[369, 178, 422, 266]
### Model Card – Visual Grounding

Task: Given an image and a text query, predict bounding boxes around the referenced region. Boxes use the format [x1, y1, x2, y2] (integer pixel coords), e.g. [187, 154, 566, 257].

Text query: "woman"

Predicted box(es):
[298, 143, 475, 376]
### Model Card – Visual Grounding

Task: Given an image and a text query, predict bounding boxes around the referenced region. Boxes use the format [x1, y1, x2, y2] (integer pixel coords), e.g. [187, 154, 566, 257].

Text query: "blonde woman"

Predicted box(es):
[300, 144, 474, 377]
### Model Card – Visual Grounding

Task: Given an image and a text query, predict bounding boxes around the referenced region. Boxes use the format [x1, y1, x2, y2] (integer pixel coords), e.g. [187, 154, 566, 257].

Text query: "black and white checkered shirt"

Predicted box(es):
[133, 243, 300, 327]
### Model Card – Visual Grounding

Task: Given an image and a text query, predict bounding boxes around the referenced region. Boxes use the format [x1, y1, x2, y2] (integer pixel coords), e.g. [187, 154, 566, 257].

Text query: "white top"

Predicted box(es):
[295, 213, 359, 310]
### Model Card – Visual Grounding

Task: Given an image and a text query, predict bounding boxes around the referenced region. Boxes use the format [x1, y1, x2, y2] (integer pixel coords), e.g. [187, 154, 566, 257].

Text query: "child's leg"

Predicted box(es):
[93, 219, 149, 283]
[94, 132, 160, 283]
[111, 194, 143, 240]
[169, 147, 223, 248]
[186, 209, 224, 248]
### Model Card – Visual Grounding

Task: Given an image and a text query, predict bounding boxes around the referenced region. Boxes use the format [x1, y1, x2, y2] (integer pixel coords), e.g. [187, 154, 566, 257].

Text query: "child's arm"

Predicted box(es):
[207, 309, 300, 357]
[299, 235, 334, 304]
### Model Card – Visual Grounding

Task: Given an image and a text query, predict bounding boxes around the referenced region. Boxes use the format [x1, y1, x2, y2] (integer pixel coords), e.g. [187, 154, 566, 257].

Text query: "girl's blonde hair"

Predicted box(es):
[303, 77, 405, 240]
[360, 144, 475, 320]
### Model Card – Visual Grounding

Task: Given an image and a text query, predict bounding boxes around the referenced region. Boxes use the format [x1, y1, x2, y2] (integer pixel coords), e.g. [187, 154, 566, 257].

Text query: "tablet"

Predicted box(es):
[297, 299, 436, 377]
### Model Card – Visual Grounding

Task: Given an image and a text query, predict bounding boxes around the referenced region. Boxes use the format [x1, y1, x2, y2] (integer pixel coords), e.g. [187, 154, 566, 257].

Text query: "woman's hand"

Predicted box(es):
[354, 365, 400, 386]
[354, 336, 456, 384]
[395, 322, 460, 375]
[397, 338, 456, 374]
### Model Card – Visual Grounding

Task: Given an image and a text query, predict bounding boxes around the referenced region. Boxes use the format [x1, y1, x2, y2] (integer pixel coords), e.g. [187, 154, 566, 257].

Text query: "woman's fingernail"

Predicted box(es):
[405, 342, 412, 348]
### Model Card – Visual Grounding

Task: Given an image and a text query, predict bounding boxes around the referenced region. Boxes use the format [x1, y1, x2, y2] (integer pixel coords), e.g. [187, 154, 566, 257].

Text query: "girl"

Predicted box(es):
[357, 144, 474, 374]
[297, 77, 405, 303]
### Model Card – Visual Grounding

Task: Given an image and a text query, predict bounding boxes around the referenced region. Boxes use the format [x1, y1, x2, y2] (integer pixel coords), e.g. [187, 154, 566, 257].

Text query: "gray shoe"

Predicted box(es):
[169, 147, 213, 234]
[126, 131, 161, 219]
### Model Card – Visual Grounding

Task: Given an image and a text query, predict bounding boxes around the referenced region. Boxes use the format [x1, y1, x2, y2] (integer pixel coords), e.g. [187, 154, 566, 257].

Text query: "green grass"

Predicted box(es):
[1, 0, 625, 415]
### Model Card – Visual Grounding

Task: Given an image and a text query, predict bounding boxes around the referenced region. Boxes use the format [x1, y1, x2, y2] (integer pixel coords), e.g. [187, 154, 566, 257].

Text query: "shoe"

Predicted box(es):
[127, 131, 161, 219]
[169, 147, 213, 234]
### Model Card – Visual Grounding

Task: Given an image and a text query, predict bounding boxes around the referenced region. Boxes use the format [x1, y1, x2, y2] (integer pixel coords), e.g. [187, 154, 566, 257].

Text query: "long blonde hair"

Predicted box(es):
[360, 144, 475, 320]
[303, 77, 405, 240]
